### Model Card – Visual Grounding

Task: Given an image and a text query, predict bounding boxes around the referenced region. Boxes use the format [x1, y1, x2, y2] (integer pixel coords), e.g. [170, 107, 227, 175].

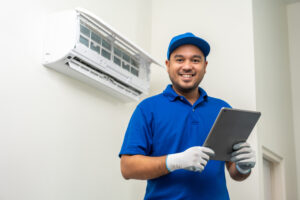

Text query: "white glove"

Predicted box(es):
[231, 142, 256, 174]
[166, 146, 215, 172]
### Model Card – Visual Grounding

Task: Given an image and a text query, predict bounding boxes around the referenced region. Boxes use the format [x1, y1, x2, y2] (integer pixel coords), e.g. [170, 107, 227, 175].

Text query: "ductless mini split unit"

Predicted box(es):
[43, 8, 162, 101]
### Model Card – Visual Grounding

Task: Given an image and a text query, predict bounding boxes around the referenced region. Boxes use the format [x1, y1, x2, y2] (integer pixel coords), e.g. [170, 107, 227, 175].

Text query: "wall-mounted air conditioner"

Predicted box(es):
[43, 8, 162, 101]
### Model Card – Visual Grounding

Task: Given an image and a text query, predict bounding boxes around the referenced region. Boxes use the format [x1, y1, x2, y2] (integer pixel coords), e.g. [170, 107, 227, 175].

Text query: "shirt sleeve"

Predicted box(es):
[119, 105, 153, 158]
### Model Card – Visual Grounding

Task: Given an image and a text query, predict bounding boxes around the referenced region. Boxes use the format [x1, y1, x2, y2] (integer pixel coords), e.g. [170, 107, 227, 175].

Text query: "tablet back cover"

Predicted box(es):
[203, 108, 261, 161]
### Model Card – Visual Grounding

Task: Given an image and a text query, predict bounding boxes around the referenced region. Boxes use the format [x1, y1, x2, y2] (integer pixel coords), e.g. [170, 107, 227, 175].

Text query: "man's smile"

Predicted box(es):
[179, 73, 195, 80]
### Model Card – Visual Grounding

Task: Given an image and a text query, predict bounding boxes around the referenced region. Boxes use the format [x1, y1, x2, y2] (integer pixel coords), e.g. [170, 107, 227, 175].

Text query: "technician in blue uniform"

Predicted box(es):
[119, 32, 256, 200]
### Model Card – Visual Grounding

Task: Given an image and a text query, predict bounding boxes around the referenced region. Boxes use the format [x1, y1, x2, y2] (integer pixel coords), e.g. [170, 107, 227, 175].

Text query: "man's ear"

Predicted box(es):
[204, 61, 208, 73]
[165, 60, 170, 73]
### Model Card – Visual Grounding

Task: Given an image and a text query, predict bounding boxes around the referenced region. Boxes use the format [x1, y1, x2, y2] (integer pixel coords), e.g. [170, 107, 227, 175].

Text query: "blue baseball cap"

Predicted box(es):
[167, 32, 210, 60]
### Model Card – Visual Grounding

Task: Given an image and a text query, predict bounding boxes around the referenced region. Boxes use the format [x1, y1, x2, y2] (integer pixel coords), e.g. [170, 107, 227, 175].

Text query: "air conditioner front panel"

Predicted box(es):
[72, 43, 149, 93]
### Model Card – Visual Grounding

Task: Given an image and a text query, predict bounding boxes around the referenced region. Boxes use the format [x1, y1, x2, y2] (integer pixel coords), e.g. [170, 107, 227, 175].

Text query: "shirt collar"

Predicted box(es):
[163, 84, 208, 102]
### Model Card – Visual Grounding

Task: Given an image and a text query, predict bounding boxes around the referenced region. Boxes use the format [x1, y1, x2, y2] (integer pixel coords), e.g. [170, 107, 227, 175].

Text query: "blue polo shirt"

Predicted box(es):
[119, 85, 231, 200]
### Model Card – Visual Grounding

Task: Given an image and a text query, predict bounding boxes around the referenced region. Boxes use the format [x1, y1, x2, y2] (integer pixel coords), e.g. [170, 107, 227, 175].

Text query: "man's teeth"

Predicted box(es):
[182, 74, 192, 78]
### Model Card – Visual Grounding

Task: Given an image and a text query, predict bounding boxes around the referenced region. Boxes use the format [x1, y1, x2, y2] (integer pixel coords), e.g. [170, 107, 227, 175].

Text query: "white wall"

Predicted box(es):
[253, 0, 298, 199]
[150, 0, 259, 199]
[1, 0, 299, 200]
[0, 1, 152, 199]
[287, 2, 300, 199]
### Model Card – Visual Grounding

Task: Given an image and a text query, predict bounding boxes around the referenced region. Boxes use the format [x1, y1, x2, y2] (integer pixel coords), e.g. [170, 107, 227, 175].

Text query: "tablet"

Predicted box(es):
[203, 107, 261, 161]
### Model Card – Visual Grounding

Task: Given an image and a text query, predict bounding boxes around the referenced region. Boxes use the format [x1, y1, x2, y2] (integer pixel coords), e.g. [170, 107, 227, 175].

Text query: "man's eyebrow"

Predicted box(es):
[192, 55, 202, 59]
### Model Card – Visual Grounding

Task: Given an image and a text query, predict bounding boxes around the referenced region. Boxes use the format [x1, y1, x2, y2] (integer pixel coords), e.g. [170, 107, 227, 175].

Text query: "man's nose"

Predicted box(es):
[182, 60, 193, 70]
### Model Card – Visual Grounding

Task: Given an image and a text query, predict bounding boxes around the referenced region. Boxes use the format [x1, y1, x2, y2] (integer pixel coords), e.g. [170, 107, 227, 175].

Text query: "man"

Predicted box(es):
[119, 32, 256, 200]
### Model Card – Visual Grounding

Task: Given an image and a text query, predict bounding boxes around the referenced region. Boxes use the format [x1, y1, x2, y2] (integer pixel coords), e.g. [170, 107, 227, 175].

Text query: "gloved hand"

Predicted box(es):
[166, 146, 215, 172]
[231, 142, 256, 174]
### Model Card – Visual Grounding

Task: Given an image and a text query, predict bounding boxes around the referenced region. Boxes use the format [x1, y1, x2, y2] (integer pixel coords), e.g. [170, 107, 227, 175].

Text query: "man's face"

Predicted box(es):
[166, 44, 208, 94]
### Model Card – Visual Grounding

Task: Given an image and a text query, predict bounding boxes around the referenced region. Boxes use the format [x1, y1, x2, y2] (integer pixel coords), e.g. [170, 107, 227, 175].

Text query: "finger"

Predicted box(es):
[185, 166, 195, 171]
[231, 147, 252, 157]
[189, 164, 204, 172]
[237, 160, 255, 168]
[231, 152, 254, 163]
[201, 147, 215, 157]
[195, 163, 205, 172]
[237, 161, 255, 168]
[194, 168, 202, 172]
[199, 159, 208, 167]
[200, 152, 210, 161]
[194, 167, 204, 172]
[231, 153, 253, 162]
[233, 142, 250, 150]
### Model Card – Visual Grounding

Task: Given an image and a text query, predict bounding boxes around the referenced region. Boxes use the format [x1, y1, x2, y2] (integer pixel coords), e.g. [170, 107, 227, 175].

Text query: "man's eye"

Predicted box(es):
[176, 59, 184, 62]
[193, 59, 200, 63]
